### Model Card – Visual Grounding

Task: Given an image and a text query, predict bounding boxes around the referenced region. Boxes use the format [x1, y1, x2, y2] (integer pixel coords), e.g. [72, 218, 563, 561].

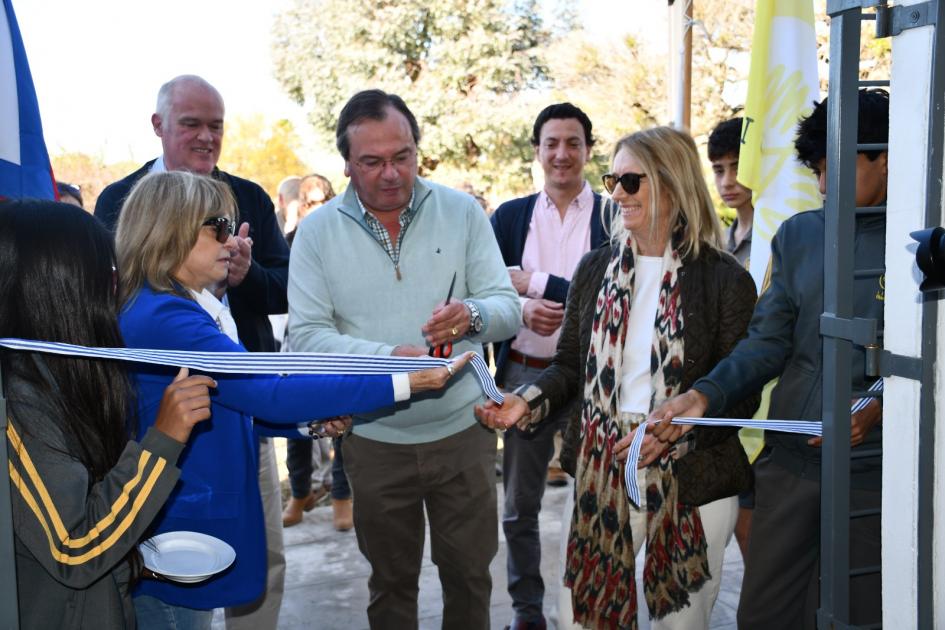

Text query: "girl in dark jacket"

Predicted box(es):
[0, 200, 215, 629]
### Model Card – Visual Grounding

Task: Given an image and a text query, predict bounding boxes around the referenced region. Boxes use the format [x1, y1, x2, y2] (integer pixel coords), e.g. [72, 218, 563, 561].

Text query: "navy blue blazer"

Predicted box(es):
[489, 191, 612, 384]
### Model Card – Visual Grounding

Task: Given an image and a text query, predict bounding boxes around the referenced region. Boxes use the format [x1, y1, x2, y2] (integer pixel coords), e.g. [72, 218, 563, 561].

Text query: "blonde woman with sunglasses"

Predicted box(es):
[477, 126, 759, 629]
[115, 171, 468, 629]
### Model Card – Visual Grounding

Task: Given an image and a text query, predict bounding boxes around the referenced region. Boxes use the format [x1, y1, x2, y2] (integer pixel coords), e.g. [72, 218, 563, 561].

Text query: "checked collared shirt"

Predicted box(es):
[356, 191, 416, 280]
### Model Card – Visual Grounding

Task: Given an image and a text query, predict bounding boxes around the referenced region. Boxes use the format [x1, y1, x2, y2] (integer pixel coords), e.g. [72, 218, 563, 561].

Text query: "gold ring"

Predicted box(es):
[450, 327, 459, 336]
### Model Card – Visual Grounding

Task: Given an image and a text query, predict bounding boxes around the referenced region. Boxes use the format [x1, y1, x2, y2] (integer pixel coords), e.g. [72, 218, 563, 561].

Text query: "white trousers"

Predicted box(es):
[555, 468, 737, 630]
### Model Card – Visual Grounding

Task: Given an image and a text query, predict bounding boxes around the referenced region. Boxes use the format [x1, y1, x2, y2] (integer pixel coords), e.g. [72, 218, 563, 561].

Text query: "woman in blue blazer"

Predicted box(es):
[115, 171, 467, 628]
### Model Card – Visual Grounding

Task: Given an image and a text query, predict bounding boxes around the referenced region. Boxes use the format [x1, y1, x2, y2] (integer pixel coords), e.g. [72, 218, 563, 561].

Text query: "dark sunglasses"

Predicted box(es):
[602, 172, 647, 195]
[202, 217, 235, 243]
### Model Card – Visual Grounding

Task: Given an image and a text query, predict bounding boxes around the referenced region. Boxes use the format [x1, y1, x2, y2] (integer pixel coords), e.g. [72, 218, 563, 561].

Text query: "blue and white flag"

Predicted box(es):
[0, 0, 55, 200]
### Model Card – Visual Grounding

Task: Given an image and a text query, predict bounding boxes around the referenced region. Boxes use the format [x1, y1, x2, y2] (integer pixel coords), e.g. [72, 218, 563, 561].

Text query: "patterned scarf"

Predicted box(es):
[564, 233, 709, 629]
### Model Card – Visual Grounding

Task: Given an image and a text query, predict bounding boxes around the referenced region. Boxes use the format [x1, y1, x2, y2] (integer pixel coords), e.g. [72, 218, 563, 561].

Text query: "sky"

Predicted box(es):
[13, 0, 660, 166]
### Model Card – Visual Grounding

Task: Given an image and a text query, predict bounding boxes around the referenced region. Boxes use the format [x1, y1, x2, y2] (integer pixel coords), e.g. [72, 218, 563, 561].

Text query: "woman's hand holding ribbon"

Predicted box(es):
[407, 351, 474, 392]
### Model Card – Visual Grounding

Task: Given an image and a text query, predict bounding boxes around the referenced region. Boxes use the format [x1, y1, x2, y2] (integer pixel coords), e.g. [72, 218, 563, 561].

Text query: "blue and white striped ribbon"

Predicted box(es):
[0, 338, 505, 404]
[623, 378, 884, 507]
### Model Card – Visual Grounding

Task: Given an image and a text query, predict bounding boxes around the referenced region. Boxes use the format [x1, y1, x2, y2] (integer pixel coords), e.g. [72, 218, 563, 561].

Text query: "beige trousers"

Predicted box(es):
[224, 437, 286, 629]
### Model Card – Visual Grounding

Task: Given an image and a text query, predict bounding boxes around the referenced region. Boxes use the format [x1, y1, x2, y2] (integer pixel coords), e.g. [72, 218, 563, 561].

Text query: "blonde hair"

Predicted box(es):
[610, 126, 723, 258]
[116, 171, 236, 304]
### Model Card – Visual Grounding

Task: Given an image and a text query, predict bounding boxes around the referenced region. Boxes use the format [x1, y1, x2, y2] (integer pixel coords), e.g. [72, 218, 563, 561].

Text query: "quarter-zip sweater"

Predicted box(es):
[288, 177, 521, 444]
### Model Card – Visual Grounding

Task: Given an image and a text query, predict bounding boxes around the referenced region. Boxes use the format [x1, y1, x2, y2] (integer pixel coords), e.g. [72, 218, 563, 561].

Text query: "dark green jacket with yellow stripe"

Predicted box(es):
[5, 354, 184, 629]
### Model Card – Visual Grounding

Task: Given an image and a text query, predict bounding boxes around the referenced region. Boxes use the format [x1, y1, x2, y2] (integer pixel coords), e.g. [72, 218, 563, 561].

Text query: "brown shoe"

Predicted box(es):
[546, 466, 569, 487]
[332, 498, 353, 531]
[282, 490, 321, 527]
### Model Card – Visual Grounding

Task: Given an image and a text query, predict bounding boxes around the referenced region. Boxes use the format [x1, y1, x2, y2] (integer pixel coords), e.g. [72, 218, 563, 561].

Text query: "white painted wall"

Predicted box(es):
[884, 4, 935, 627]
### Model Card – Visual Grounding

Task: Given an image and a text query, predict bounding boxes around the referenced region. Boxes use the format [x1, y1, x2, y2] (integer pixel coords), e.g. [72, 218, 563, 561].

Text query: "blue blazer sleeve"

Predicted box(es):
[121, 291, 396, 425]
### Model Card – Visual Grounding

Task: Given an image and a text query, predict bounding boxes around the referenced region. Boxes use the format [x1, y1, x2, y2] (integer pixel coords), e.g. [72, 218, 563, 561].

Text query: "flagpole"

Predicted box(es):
[669, 0, 693, 130]
[682, 0, 692, 130]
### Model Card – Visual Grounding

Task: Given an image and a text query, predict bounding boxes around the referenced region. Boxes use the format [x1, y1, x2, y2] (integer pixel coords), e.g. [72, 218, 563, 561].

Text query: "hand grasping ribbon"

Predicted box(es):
[613, 379, 883, 508]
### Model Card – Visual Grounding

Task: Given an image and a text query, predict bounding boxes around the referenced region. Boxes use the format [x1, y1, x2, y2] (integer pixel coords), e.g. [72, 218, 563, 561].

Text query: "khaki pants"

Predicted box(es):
[224, 438, 285, 629]
[343, 423, 498, 630]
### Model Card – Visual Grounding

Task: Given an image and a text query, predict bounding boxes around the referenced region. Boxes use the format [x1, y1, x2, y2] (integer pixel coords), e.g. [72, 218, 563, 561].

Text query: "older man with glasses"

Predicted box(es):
[288, 89, 520, 630]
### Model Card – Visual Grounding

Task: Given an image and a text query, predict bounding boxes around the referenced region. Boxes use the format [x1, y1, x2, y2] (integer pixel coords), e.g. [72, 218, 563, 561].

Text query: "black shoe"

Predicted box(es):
[505, 617, 547, 630]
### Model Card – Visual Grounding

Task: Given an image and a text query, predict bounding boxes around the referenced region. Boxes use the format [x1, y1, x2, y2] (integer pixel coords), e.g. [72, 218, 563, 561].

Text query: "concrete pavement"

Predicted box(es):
[213, 476, 743, 629]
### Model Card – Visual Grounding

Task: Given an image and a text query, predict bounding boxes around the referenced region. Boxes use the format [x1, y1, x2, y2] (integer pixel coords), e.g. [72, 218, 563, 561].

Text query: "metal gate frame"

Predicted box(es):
[820, 1, 943, 628]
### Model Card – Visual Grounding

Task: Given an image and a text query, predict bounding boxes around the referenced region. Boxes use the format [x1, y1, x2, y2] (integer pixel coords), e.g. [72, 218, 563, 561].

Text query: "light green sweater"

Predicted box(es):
[288, 177, 520, 443]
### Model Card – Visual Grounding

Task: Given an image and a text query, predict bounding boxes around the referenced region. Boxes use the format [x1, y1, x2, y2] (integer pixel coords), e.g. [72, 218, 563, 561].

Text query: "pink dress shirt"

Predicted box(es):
[511, 182, 594, 359]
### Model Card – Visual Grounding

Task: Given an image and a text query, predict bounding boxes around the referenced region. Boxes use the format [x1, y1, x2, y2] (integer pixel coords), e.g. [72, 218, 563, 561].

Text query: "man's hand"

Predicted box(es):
[421, 299, 471, 347]
[509, 269, 533, 295]
[391, 344, 428, 357]
[474, 394, 529, 430]
[523, 299, 564, 336]
[227, 222, 253, 287]
[647, 389, 708, 445]
[808, 397, 882, 447]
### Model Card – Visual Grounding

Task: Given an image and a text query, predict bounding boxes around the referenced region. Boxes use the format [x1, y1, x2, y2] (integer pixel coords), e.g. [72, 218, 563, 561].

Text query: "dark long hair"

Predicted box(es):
[0, 200, 133, 482]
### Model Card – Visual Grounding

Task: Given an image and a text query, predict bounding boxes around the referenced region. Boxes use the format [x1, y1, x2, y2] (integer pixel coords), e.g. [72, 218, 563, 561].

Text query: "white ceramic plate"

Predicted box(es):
[140, 531, 235, 583]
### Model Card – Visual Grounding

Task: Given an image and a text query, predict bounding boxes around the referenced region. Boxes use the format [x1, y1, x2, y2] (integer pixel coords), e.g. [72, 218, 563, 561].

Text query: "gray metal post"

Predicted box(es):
[820, 3, 862, 627]
[914, 0, 945, 624]
[0, 358, 20, 629]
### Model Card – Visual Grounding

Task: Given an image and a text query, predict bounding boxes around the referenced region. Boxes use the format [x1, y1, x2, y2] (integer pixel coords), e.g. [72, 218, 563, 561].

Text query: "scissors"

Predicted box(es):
[429, 272, 457, 358]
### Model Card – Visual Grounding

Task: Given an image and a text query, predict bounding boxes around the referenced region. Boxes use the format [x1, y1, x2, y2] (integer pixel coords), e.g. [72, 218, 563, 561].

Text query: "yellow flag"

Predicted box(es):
[738, 1, 822, 457]
[738, 0, 822, 290]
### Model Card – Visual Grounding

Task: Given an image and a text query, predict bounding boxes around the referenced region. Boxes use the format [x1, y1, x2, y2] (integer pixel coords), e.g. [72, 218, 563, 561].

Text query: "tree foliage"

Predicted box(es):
[269, 1, 894, 208]
[691, 0, 754, 137]
[51, 152, 138, 212]
[542, 30, 668, 189]
[216, 115, 310, 198]
[271, 0, 551, 199]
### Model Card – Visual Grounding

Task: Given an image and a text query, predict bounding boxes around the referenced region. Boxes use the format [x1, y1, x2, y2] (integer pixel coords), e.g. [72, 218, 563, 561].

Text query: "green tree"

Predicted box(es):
[217, 115, 310, 198]
[271, 0, 551, 200]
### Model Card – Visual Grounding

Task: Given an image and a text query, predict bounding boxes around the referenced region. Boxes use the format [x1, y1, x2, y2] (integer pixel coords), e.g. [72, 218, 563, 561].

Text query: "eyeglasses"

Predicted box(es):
[354, 149, 416, 174]
[202, 217, 234, 243]
[602, 172, 647, 195]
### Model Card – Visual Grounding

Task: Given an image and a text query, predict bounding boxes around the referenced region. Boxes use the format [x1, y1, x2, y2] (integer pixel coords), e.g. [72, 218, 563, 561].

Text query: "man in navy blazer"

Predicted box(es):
[489, 103, 611, 630]
[94, 75, 289, 355]
[94, 74, 289, 630]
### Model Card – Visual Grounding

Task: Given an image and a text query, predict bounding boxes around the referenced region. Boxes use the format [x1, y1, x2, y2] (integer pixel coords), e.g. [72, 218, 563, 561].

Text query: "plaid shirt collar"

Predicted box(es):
[355, 190, 416, 262]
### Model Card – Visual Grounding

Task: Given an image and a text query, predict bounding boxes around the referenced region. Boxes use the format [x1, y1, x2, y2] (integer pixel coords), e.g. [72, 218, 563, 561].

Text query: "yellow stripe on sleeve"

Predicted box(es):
[9, 457, 168, 565]
[7, 420, 170, 562]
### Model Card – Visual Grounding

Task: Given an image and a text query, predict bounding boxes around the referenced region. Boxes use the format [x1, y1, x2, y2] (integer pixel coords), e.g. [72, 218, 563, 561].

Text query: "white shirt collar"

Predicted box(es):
[189, 288, 239, 343]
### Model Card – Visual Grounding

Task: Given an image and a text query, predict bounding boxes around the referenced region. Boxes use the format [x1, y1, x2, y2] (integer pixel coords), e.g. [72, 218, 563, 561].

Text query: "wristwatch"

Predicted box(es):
[464, 300, 483, 335]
